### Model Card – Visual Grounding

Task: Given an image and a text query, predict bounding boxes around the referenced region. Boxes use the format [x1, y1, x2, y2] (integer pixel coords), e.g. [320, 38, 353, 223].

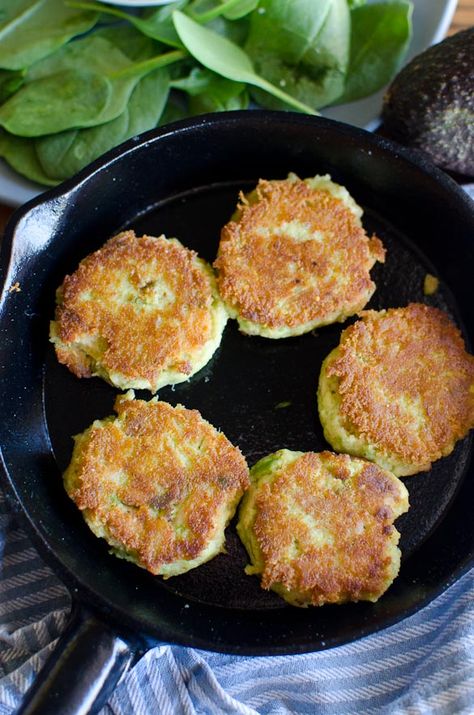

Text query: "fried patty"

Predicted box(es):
[318, 303, 474, 476]
[64, 392, 250, 577]
[50, 230, 228, 392]
[214, 174, 385, 338]
[237, 449, 409, 607]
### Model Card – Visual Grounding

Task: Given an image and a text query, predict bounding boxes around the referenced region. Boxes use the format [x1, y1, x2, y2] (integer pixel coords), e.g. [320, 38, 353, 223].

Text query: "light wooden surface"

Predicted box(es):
[0, 0, 472, 231]
[449, 0, 474, 33]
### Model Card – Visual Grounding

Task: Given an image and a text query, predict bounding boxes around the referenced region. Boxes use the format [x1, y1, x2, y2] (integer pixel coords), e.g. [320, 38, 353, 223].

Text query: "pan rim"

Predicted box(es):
[2, 109, 473, 246]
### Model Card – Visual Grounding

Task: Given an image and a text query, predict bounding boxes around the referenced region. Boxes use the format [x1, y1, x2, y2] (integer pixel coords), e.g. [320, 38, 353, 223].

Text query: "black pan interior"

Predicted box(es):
[1, 112, 474, 653]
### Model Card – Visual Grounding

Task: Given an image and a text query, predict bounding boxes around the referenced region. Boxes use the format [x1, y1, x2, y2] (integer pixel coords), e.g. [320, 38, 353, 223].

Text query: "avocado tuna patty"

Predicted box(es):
[50, 230, 228, 392]
[318, 303, 474, 476]
[237, 449, 409, 607]
[64, 391, 250, 577]
[214, 173, 385, 338]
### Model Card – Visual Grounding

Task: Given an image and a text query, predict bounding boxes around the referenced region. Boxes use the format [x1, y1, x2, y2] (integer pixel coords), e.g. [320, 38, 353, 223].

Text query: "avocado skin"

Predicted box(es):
[382, 28, 474, 177]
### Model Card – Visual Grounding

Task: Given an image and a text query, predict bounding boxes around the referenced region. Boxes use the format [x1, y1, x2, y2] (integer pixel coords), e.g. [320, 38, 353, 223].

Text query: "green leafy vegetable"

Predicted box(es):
[190, 0, 258, 22]
[134, 0, 187, 46]
[0, 129, 57, 186]
[0, 34, 182, 136]
[336, 0, 412, 104]
[0, 69, 112, 137]
[206, 13, 250, 46]
[0, 0, 415, 187]
[159, 93, 189, 125]
[95, 23, 164, 61]
[221, 0, 259, 21]
[0, 0, 99, 71]
[245, 0, 350, 110]
[172, 10, 317, 114]
[171, 66, 248, 112]
[0, 70, 24, 103]
[36, 68, 170, 181]
[68, 0, 187, 48]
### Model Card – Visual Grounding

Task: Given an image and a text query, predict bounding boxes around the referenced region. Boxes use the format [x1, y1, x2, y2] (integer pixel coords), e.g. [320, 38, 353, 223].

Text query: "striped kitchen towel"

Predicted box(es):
[0, 489, 473, 715]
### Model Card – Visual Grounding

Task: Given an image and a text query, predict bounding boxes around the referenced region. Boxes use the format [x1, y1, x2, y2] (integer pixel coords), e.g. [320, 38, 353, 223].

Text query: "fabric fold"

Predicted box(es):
[0, 488, 473, 715]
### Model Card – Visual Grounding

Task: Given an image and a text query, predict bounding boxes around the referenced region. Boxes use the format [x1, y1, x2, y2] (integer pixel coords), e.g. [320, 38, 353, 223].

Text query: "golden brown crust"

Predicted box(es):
[251, 452, 408, 605]
[327, 303, 474, 469]
[214, 178, 385, 330]
[52, 231, 222, 389]
[65, 394, 249, 575]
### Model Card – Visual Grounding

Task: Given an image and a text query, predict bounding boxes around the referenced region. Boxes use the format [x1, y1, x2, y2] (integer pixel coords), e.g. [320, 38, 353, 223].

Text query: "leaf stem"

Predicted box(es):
[66, 0, 128, 18]
[191, 0, 248, 23]
[257, 78, 319, 115]
[108, 50, 187, 80]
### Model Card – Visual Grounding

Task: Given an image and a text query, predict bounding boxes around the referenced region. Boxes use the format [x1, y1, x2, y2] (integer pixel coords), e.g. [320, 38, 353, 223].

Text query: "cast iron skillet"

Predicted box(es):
[1, 112, 474, 714]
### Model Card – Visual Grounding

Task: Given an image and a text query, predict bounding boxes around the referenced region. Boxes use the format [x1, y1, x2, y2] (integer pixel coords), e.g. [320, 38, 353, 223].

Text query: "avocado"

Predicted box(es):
[381, 28, 474, 177]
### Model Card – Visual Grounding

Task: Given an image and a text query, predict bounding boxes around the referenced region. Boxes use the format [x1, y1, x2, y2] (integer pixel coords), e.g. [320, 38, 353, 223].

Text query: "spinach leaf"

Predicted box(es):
[206, 15, 250, 46]
[36, 68, 169, 180]
[245, 0, 350, 110]
[171, 66, 248, 112]
[0, 68, 113, 137]
[0, 0, 99, 71]
[222, 0, 259, 21]
[159, 93, 190, 125]
[0, 129, 57, 186]
[27, 32, 131, 81]
[0, 35, 128, 136]
[190, 0, 258, 22]
[336, 0, 412, 104]
[95, 23, 164, 61]
[186, 0, 250, 43]
[68, 0, 187, 48]
[135, 1, 188, 47]
[173, 10, 317, 114]
[0, 69, 24, 103]
[189, 86, 248, 112]
[0, 34, 182, 136]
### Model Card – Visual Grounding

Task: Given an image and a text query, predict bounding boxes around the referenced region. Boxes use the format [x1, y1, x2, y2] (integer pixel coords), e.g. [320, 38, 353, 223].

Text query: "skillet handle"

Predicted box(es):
[18, 603, 138, 715]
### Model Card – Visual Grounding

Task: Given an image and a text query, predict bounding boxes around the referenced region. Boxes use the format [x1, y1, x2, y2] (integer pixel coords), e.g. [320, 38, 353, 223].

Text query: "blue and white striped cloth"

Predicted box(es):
[0, 489, 473, 715]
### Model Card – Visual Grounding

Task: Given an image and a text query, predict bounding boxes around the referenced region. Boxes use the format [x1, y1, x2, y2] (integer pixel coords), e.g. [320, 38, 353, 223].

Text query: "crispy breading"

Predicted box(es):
[318, 303, 474, 476]
[237, 450, 408, 607]
[50, 230, 228, 392]
[64, 392, 250, 577]
[214, 174, 385, 338]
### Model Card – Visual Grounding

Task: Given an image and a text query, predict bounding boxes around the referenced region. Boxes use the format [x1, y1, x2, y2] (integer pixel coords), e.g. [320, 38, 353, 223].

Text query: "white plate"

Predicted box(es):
[0, 0, 458, 207]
